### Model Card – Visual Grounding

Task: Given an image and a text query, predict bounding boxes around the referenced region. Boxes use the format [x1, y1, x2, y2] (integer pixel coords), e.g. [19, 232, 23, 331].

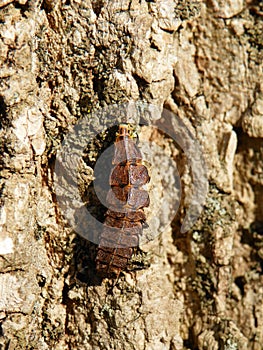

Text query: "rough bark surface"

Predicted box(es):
[0, 0, 263, 349]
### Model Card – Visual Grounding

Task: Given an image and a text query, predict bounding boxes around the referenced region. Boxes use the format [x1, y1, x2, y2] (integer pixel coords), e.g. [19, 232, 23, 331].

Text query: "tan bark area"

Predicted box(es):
[0, 0, 263, 349]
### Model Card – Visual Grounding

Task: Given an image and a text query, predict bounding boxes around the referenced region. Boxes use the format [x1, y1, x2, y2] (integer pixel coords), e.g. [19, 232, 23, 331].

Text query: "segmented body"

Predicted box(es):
[95, 124, 150, 276]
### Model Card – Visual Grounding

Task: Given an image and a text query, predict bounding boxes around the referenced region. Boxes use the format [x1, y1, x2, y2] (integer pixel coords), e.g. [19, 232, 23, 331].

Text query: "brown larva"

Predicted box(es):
[95, 124, 150, 276]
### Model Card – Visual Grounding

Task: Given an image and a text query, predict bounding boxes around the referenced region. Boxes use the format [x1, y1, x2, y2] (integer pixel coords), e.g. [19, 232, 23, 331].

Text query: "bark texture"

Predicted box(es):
[0, 0, 263, 349]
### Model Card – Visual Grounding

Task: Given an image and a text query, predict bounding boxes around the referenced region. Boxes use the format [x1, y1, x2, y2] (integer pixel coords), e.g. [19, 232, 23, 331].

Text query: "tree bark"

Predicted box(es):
[0, 0, 263, 349]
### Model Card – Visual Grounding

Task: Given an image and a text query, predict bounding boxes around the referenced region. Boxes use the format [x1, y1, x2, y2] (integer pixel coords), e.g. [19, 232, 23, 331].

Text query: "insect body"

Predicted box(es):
[95, 124, 150, 276]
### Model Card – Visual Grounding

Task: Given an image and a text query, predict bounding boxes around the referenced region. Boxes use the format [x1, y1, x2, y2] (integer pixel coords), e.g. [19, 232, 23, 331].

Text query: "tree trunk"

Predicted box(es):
[0, 0, 263, 349]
